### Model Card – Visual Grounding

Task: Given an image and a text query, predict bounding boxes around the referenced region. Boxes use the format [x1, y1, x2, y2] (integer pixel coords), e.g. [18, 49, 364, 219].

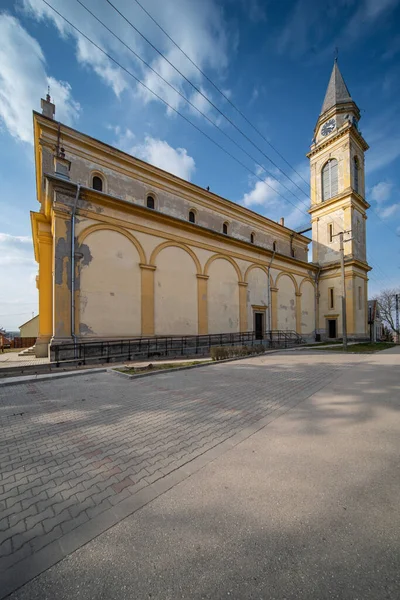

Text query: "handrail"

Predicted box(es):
[53, 329, 305, 365]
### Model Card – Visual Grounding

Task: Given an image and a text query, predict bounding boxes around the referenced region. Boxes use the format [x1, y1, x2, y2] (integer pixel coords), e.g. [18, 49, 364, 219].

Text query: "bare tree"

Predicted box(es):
[375, 289, 400, 336]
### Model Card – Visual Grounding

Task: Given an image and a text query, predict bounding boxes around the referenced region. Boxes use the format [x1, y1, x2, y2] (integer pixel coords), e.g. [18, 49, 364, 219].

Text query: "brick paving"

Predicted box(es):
[0, 353, 349, 575]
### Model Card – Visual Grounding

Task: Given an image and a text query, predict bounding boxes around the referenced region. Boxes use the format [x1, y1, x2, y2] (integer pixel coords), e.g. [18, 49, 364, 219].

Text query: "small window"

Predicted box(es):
[92, 175, 103, 192]
[358, 286, 362, 310]
[272, 241, 277, 252]
[291, 247, 295, 258]
[329, 287, 334, 310]
[250, 232, 255, 244]
[222, 222, 228, 235]
[146, 195, 155, 209]
[328, 223, 333, 243]
[322, 158, 338, 201]
[353, 156, 359, 193]
[189, 210, 196, 223]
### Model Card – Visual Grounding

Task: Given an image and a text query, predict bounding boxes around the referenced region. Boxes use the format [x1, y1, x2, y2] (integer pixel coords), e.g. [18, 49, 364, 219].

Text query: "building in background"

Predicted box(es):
[30, 61, 370, 358]
[19, 315, 39, 338]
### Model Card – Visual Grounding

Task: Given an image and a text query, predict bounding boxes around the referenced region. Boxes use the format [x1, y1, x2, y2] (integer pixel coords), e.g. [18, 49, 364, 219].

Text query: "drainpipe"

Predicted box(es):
[267, 250, 276, 332]
[314, 267, 321, 341]
[71, 183, 81, 357]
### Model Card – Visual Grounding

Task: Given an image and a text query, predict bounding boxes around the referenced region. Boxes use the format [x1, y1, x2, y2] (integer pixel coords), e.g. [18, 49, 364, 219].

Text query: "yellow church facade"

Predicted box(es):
[31, 62, 370, 358]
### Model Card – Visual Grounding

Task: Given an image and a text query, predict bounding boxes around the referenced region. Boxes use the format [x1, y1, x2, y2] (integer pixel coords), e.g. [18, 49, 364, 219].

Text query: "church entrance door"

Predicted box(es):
[254, 312, 265, 340]
[327, 319, 337, 339]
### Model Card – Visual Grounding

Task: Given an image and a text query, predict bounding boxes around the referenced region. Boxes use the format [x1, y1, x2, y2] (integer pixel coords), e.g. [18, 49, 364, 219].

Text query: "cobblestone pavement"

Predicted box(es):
[0, 353, 352, 578]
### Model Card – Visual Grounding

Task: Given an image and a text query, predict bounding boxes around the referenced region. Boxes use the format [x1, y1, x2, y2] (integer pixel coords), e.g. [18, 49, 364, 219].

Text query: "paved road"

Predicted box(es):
[1, 349, 399, 598]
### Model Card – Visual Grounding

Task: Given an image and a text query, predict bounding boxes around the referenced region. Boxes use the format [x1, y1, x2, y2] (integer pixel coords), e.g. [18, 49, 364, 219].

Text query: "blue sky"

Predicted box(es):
[1, 0, 400, 330]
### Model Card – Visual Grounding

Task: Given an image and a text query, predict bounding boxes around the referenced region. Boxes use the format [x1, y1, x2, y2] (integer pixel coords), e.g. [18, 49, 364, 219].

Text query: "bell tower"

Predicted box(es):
[308, 60, 371, 339]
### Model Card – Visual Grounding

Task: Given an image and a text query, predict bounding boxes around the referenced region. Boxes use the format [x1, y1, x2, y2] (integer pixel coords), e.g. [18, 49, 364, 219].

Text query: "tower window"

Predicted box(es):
[250, 232, 255, 244]
[222, 222, 228, 235]
[92, 175, 103, 192]
[329, 288, 334, 310]
[272, 241, 277, 252]
[353, 156, 359, 193]
[189, 210, 196, 223]
[328, 223, 333, 243]
[322, 158, 338, 201]
[146, 195, 155, 209]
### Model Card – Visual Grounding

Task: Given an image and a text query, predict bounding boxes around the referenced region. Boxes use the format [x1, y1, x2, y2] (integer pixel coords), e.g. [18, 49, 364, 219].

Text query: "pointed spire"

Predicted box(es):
[321, 61, 352, 114]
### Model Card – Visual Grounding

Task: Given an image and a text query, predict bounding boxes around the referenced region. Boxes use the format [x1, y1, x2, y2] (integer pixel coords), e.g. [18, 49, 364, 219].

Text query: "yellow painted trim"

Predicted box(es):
[197, 275, 208, 334]
[204, 253, 243, 282]
[270, 288, 278, 329]
[78, 223, 147, 264]
[239, 282, 248, 332]
[75, 206, 315, 279]
[140, 265, 155, 335]
[275, 271, 300, 294]
[295, 292, 302, 333]
[251, 305, 267, 311]
[34, 113, 311, 242]
[244, 263, 274, 287]
[299, 277, 316, 292]
[150, 241, 202, 275]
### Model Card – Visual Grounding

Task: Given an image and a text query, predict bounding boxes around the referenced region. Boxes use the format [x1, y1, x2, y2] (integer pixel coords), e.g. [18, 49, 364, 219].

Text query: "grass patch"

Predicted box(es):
[116, 360, 211, 375]
[1, 348, 21, 353]
[313, 342, 395, 353]
[304, 341, 344, 347]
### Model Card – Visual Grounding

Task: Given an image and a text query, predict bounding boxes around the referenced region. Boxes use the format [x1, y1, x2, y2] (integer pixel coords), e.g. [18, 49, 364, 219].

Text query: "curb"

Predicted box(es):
[0, 368, 108, 388]
[111, 351, 274, 380]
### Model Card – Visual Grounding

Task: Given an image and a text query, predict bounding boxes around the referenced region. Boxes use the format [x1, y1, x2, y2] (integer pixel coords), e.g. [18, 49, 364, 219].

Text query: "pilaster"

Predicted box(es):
[238, 282, 248, 332]
[140, 264, 156, 335]
[270, 287, 278, 330]
[197, 274, 208, 335]
[35, 219, 53, 357]
[295, 292, 302, 334]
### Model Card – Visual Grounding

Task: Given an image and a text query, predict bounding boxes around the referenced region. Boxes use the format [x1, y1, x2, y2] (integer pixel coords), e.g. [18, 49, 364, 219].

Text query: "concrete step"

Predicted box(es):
[18, 347, 36, 356]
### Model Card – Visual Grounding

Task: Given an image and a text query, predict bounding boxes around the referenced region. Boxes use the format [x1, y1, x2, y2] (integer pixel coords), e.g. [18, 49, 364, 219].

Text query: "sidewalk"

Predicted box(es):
[5, 348, 400, 600]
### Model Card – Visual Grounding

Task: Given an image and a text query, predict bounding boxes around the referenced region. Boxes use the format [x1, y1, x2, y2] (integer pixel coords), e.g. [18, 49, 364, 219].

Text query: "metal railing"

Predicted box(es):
[52, 330, 304, 366]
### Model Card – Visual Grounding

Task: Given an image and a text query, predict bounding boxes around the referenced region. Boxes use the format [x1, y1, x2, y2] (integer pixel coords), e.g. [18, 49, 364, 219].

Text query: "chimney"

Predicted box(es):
[279, 217, 285, 226]
[41, 87, 55, 119]
[54, 148, 71, 180]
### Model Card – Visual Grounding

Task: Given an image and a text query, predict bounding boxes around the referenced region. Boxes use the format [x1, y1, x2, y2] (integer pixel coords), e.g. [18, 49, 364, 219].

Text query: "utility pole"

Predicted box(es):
[339, 232, 347, 351]
[396, 294, 399, 344]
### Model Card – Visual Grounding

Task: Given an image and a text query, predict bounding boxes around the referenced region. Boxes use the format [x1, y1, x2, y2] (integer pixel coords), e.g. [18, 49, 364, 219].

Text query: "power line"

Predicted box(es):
[130, 0, 312, 194]
[42, 0, 311, 219]
[129, 0, 400, 242]
[104, 0, 312, 204]
[42, 0, 397, 291]
[74, 0, 307, 207]
[102, 0, 399, 286]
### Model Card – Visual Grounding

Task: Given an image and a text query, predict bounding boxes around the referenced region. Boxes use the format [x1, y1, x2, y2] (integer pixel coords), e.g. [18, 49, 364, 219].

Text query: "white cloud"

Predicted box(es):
[0, 14, 80, 143]
[0, 233, 37, 330]
[370, 181, 394, 204]
[112, 128, 196, 180]
[133, 136, 195, 181]
[378, 203, 400, 219]
[242, 177, 281, 208]
[20, 0, 231, 118]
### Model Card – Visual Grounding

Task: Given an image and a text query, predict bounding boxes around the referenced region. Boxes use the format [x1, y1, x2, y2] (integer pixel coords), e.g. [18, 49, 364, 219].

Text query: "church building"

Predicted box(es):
[30, 61, 370, 358]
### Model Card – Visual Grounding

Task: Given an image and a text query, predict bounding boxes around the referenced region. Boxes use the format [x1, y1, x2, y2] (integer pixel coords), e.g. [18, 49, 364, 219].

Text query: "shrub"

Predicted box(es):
[210, 344, 265, 361]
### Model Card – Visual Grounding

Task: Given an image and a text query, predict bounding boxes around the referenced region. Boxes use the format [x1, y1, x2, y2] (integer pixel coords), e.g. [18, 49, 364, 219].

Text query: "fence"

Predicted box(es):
[52, 330, 304, 366]
[11, 337, 37, 349]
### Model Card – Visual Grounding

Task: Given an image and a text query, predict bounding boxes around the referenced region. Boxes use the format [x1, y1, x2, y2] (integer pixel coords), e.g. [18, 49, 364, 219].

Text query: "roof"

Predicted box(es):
[321, 61, 353, 114]
[33, 111, 311, 243]
[19, 314, 39, 329]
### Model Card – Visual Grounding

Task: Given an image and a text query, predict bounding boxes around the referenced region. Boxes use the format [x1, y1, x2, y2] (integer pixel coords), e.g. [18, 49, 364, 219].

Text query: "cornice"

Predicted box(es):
[34, 112, 311, 243]
[309, 190, 370, 215]
[307, 122, 369, 158]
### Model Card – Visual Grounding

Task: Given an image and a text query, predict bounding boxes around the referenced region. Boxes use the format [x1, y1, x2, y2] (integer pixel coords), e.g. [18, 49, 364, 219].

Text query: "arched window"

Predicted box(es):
[92, 175, 103, 192]
[146, 195, 155, 209]
[322, 158, 338, 201]
[222, 222, 228, 235]
[189, 210, 196, 223]
[272, 241, 277, 252]
[250, 232, 255, 244]
[353, 156, 359, 193]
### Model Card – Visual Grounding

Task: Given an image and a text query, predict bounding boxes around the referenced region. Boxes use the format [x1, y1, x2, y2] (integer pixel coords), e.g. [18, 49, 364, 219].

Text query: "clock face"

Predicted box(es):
[321, 118, 336, 137]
